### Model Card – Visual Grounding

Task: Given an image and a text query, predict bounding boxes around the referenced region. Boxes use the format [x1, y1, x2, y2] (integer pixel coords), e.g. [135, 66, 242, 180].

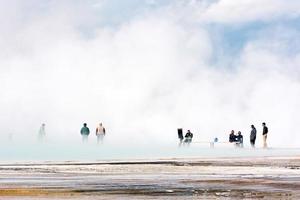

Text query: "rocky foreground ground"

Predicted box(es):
[0, 156, 300, 199]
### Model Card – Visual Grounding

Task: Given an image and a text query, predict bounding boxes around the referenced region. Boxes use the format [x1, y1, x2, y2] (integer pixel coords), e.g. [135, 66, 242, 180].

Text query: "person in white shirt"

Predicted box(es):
[96, 123, 106, 144]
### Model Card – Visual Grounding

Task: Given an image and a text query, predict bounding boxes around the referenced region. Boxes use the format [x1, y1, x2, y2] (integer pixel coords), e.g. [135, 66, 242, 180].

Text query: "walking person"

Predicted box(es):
[262, 122, 268, 148]
[96, 123, 106, 144]
[250, 125, 257, 148]
[38, 123, 46, 141]
[80, 123, 90, 143]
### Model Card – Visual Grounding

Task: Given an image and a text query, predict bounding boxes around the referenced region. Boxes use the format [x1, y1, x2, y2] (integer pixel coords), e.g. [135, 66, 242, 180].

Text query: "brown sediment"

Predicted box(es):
[0, 187, 295, 199]
[0, 188, 79, 197]
[182, 178, 300, 189]
[1, 157, 300, 198]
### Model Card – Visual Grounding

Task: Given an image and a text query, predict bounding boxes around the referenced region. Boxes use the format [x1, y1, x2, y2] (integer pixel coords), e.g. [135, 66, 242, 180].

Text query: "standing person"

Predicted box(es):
[250, 125, 257, 148]
[229, 130, 236, 143]
[96, 123, 106, 144]
[38, 123, 46, 141]
[262, 122, 268, 148]
[80, 123, 90, 143]
[177, 128, 184, 147]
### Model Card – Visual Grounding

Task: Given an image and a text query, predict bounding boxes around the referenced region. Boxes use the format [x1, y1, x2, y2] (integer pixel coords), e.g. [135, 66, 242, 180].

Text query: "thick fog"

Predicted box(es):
[1, 0, 300, 148]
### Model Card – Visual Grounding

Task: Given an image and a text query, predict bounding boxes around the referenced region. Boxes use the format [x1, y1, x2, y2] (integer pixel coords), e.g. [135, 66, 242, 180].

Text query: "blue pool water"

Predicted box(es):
[1, 140, 300, 162]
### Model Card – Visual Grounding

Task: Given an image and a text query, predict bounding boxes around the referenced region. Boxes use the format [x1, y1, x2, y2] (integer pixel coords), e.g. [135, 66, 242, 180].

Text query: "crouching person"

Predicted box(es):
[184, 130, 193, 146]
[236, 131, 243, 148]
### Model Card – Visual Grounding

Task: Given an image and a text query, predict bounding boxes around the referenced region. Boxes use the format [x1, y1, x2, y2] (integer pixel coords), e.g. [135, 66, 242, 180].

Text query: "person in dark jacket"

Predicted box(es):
[262, 122, 268, 148]
[80, 123, 90, 143]
[250, 125, 257, 147]
[184, 130, 193, 146]
[229, 130, 236, 143]
[236, 131, 243, 148]
[177, 128, 184, 147]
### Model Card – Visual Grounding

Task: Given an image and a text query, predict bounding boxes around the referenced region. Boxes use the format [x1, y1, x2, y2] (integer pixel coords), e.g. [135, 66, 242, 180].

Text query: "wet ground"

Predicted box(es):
[0, 157, 300, 199]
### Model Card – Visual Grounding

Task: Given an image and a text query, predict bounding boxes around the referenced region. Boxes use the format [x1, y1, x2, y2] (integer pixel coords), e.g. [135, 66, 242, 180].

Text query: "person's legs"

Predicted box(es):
[82, 135, 88, 143]
[97, 135, 104, 144]
[240, 142, 244, 148]
[178, 139, 183, 147]
[184, 138, 191, 147]
[263, 134, 267, 148]
[183, 138, 188, 146]
[250, 139, 255, 147]
[187, 139, 191, 146]
[234, 142, 239, 148]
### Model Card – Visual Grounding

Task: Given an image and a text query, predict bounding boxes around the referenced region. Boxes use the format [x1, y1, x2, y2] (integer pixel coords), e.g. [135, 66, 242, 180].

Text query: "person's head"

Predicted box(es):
[238, 131, 241, 135]
[83, 123, 87, 127]
[42, 123, 45, 127]
[262, 122, 266, 126]
[99, 123, 102, 126]
[187, 130, 191, 133]
[251, 125, 255, 129]
[231, 130, 234, 134]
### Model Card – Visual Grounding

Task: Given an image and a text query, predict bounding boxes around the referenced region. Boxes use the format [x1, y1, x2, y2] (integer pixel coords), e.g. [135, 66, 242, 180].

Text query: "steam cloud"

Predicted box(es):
[1, 0, 300, 147]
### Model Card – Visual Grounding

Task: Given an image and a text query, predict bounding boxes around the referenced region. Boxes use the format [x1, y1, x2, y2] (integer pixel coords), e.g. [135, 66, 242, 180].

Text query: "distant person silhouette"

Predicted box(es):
[80, 123, 90, 143]
[177, 128, 184, 147]
[184, 130, 193, 146]
[96, 123, 106, 144]
[236, 131, 243, 148]
[262, 122, 268, 148]
[250, 125, 257, 148]
[229, 130, 236, 143]
[38, 123, 46, 141]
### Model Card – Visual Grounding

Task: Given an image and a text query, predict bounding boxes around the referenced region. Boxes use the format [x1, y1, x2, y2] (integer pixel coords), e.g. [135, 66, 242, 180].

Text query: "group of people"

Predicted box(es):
[37, 123, 107, 144]
[229, 122, 269, 148]
[37, 122, 269, 148]
[229, 130, 244, 147]
[177, 122, 269, 148]
[80, 123, 106, 144]
[178, 129, 194, 146]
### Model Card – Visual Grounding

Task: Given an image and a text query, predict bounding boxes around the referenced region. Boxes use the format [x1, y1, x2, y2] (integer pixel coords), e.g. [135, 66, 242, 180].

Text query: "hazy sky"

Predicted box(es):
[1, 0, 300, 147]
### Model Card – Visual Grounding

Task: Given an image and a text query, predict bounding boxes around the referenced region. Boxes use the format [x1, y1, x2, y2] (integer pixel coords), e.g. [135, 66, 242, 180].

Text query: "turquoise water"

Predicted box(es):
[1, 140, 300, 162]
